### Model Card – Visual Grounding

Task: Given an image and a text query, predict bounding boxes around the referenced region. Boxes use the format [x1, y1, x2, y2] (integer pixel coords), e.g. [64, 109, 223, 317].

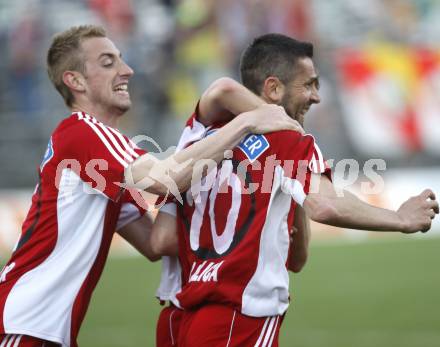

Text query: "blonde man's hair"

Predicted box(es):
[47, 25, 106, 107]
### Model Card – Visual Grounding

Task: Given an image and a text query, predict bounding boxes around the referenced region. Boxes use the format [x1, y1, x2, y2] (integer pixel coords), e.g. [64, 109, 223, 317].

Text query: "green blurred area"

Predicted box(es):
[1, 237, 439, 346]
[75, 237, 440, 347]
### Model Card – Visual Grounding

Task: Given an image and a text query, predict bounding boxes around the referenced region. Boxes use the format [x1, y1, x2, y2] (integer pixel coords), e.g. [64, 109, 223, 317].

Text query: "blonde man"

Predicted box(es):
[0, 26, 298, 347]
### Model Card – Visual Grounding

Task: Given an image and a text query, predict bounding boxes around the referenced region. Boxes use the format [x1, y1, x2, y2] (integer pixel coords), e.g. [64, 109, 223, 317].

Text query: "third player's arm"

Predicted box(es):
[288, 205, 311, 273]
[117, 214, 161, 261]
[198, 77, 304, 133]
[198, 77, 265, 125]
[303, 174, 439, 233]
[150, 210, 179, 257]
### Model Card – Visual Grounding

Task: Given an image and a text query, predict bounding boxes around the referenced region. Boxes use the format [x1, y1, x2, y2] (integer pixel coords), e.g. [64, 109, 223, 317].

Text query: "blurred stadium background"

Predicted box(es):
[0, 0, 439, 346]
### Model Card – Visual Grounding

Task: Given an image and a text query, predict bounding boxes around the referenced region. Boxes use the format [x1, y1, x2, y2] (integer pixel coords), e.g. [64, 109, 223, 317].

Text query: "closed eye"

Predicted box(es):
[103, 60, 114, 67]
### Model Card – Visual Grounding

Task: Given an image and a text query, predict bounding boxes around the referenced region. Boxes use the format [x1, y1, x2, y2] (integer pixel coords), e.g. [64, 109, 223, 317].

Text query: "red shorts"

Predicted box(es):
[178, 304, 282, 347]
[156, 304, 184, 347]
[0, 334, 60, 347]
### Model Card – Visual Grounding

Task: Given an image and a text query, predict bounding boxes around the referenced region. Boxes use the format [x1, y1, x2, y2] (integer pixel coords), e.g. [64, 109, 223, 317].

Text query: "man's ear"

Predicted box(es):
[261, 77, 285, 103]
[62, 71, 86, 93]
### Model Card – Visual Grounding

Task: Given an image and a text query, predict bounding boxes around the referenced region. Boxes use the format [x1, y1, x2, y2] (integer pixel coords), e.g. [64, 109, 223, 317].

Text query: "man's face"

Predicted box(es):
[280, 57, 320, 126]
[80, 37, 134, 116]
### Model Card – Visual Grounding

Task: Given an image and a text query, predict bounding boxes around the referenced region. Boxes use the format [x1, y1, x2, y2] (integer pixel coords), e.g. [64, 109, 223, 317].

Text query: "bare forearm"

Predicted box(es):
[289, 206, 311, 272]
[306, 175, 437, 234]
[117, 215, 161, 261]
[333, 190, 407, 231]
[126, 104, 299, 196]
[151, 211, 179, 256]
[199, 77, 265, 125]
[165, 115, 250, 190]
[127, 114, 250, 195]
[308, 190, 404, 231]
[305, 175, 406, 232]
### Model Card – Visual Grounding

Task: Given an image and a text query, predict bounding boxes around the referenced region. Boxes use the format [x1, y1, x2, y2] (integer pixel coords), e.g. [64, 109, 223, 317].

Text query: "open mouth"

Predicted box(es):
[113, 83, 129, 96]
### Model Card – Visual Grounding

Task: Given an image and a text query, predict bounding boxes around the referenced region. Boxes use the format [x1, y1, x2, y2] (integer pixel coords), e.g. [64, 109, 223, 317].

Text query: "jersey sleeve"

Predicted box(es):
[271, 131, 332, 206]
[58, 115, 146, 201]
[159, 202, 177, 217]
[175, 107, 209, 152]
[116, 190, 147, 230]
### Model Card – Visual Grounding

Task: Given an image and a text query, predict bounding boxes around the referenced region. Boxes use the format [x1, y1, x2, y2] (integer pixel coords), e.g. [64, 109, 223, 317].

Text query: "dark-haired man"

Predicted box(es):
[0, 26, 300, 347]
[152, 33, 438, 347]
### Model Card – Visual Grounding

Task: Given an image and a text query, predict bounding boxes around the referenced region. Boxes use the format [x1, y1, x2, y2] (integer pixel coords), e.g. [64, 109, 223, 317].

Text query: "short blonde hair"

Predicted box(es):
[47, 25, 106, 107]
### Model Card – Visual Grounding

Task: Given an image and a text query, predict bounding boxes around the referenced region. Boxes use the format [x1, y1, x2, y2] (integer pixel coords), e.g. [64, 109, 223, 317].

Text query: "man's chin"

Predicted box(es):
[115, 101, 131, 115]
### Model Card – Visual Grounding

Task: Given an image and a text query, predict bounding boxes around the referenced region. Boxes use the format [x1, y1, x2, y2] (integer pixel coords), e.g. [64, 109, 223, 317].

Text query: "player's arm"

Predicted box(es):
[288, 205, 311, 273]
[303, 174, 439, 233]
[117, 214, 161, 261]
[198, 77, 264, 125]
[198, 77, 304, 133]
[150, 210, 179, 257]
[125, 104, 299, 196]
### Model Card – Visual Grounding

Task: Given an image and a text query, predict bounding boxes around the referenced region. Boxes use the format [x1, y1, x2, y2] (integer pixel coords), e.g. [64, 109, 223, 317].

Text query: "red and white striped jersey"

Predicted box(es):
[0, 112, 145, 347]
[172, 112, 331, 317]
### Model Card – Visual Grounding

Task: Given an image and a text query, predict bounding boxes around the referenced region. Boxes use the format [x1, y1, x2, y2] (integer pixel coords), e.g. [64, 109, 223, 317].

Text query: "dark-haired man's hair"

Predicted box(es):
[239, 33, 314, 94]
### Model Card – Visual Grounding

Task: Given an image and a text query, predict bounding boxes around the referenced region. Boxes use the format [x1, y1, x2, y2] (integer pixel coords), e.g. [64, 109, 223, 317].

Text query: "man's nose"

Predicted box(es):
[120, 60, 134, 77]
[310, 89, 320, 104]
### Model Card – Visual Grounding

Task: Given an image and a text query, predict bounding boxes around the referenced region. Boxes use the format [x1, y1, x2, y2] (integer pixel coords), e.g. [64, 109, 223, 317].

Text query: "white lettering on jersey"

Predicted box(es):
[0, 262, 16, 283]
[189, 261, 224, 283]
[186, 160, 241, 255]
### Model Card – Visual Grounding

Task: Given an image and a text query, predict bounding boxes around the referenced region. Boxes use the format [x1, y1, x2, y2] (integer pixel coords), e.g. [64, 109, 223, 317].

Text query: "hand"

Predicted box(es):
[397, 189, 439, 234]
[241, 104, 305, 135]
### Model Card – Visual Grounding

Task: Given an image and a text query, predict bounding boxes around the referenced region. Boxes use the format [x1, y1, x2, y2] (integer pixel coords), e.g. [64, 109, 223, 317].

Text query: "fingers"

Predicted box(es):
[422, 199, 439, 215]
[430, 200, 439, 214]
[420, 189, 436, 200]
[421, 216, 433, 233]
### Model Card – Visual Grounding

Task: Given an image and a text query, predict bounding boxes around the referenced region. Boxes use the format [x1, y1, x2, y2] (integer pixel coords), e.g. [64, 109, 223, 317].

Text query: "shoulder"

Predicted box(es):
[265, 130, 316, 150]
[53, 112, 143, 164]
[53, 112, 96, 142]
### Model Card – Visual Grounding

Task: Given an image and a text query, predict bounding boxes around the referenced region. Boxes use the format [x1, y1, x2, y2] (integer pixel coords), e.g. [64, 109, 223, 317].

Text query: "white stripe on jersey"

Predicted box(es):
[0, 335, 10, 347]
[12, 335, 21, 347]
[3, 170, 108, 346]
[169, 309, 177, 346]
[310, 153, 319, 173]
[267, 316, 279, 347]
[79, 115, 129, 168]
[261, 317, 276, 347]
[127, 136, 141, 151]
[4, 335, 15, 347]
[87, 116, 137, 163]
[254, 317, 270, 347]
[107, 126, 140, 159]
[243, 165, 291, 317]
[314, 142, 325, 172]
[225, 310, 237, 347]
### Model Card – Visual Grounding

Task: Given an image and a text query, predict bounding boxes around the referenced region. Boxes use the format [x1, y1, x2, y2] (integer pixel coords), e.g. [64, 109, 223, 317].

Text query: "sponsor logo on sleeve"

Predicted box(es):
[238, 134, 269, 162]
[40, 137, 54, 171]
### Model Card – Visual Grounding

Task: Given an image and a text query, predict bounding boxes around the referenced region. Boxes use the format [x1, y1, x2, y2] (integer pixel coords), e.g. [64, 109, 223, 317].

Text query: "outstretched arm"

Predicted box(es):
[303, 174, 439, 233]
